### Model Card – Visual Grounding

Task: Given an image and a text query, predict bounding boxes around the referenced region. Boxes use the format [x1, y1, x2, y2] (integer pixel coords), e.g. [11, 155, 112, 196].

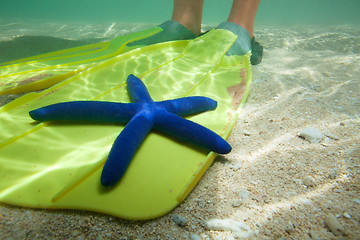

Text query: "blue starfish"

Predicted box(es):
[29, 74, 232, 187]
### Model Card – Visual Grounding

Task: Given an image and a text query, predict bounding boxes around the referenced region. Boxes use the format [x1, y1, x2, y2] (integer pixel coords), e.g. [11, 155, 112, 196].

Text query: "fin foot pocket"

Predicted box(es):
[127, 20, 196, 47]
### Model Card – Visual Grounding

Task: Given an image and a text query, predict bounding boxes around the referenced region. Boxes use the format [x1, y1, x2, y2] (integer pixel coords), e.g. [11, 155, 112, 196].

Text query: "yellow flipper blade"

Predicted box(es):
[0, 29, 251, 219]
[0, 27, 161, 95]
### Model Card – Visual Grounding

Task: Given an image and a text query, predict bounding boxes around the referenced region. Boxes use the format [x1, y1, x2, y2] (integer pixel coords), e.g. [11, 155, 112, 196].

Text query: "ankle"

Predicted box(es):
[171, 18, 201, 36]
[182, 22, 201, 37]
[227, 20, 254, 38]
[127, 20, 196, 47]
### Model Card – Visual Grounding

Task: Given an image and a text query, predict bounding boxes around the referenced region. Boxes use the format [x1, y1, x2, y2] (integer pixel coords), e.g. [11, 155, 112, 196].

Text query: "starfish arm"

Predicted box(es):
[154, 111, 232, 154]
[127, 74, 153, 103]
[101, 113, 154, 186]
[158, 96, 218, 117]
[29, 101, 138, 123]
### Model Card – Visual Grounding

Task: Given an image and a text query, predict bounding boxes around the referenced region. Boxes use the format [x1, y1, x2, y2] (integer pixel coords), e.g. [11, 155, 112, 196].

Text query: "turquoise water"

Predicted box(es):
[0, 0, 359, 25]
[0, 1, 359, 72]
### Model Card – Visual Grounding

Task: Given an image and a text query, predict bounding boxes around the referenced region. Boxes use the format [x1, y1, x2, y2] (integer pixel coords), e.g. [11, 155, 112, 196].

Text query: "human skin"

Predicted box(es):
[171, 0, 261, 37]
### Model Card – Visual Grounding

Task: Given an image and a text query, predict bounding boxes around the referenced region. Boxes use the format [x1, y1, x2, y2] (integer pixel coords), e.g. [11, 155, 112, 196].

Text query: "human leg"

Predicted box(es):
[227, 0, 261, 38]
[171, 0, 204, 36]
[218, 0, 263, 64]
[128, 0, 203, 46]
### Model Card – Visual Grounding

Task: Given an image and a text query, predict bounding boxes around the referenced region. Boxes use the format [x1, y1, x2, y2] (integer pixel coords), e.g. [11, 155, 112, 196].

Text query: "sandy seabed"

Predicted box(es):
[0, 23, 359, 239]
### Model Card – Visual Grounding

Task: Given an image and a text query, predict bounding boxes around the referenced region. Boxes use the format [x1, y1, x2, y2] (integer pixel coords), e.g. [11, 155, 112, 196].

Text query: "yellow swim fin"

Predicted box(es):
[0, 29, 252, 220]
[0, 26, 161, 95]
